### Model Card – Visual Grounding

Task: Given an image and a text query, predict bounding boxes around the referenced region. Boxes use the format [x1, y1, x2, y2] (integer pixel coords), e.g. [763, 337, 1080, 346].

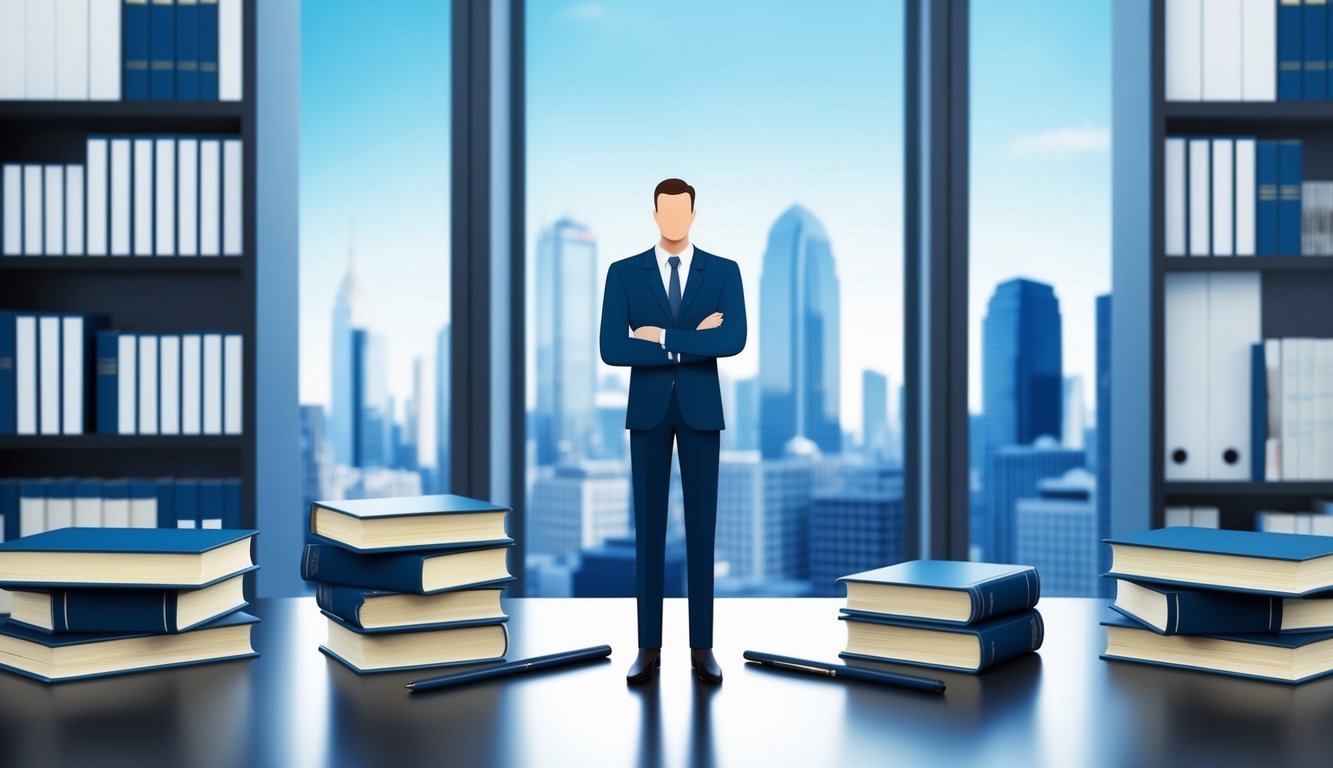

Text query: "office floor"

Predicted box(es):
[0, 597, 1330, 768]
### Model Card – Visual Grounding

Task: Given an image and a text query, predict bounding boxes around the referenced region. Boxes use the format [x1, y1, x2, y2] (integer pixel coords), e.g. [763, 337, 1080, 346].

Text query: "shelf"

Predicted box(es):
[1164, 481, 1333, 497]
[1164, 101, 1333, 126]
[0, 101, 244, 121]
[1162, 257, 1333, 272]
[0, 257, 243, 272]
[0, 435, 244, 450]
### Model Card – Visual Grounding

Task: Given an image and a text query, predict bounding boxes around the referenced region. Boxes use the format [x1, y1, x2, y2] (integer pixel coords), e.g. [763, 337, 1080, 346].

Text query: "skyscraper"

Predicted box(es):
[1015, 468, 1098, 597]
[982, 278, 1064, 455]
[352, 329, 391, 468]
[330, 254, 368, 466]
[300, 404, 330, 512]
[732, 377, 759, 452]
[572, 536, 686, 598]
[1062, 375, 1085, 450]
[528, 461, 631, 560]
[534, 219, 599, 466]
[715, 453, 816, 583]
[759, 205, 842, 458]
[1095, 294, 1111, 597]
[862, 370, 889, 461]
[986, 438, 1084, 563]
[808, 465, 904, 596]
[436, 324, 451, 492]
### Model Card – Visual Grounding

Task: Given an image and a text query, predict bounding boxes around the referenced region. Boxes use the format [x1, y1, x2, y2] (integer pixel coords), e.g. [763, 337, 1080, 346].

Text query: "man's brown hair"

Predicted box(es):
[653, 178, 695, 211]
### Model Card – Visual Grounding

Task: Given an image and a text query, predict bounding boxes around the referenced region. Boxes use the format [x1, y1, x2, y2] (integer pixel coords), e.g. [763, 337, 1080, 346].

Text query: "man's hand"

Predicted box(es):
[696, 312, 723, 331]
[632, 326, 663, 342]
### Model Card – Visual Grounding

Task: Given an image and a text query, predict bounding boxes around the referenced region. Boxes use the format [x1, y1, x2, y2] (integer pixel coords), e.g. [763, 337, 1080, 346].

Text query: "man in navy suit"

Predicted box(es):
[599, 178, 747, 684]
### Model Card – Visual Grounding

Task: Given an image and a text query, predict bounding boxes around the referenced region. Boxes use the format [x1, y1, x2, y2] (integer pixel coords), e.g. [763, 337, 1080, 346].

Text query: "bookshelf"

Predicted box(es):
[0, 0, 257, 532]
[1150, 0, 1333, 532]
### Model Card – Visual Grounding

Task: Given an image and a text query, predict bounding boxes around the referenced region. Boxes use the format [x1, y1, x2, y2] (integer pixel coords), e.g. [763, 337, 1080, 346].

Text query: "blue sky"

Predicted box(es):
[301, 0, 1110, 433]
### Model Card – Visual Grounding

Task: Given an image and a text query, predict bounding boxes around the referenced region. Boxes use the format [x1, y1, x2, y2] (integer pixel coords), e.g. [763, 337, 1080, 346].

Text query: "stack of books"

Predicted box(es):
[835, 560, 1044, 674]
[301, 494, 514, 674]
[0, 527, 258, 683]
[1103, 527, 1333, 684]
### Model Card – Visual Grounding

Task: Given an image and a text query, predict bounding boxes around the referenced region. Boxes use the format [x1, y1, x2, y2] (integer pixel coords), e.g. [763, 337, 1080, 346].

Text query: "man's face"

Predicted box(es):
[653, 193, 695, 241]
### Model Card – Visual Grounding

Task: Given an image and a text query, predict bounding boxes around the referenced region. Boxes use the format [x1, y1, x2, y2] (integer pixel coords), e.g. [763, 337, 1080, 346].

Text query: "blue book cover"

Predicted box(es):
[199, 479, 223, 528]
[175, 478, 199, 528]
[0, 610, 259, 684]
[198, 0, 219, 100]
[1101, 613, 1333, 685]
[175, 0, 200, 100]
[0, 528, 257, 589]
[313, 494, 510, 520]
[124, 0, 151, 101]
[837, 560, 1039, 625]
[1111, 578, 1284, 635]
[1257, 140, 1279, 255]
[1279, 0, 1304, 100]
[1251, 342, 1266, 482]
[222, 478, 241, 528]
[1106, 527, 1333, 596]
[300, 543, 516, 595]
[319, 615, 509, 675]
[0, 311, 15, 434]
[309, 494, 512, 554]
[0, 479, 17, 542]
[9, 577, 248, 634]
[95, 330, 119, 435]
[73, 316, 108, 434]
[839, 609, 1044, 674]
[149, 0, 176, 100]
[154, 477, 176, 528]
[315, 585, 508, 631]
[1279, 140, 1303, 256]
[1307, 0, 1328, 99]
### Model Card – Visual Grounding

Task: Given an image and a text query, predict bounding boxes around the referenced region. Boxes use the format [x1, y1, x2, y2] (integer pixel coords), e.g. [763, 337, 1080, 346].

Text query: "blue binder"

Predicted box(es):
[1279, 0, 1304, 100]
[199, 0, 219, 100]
[123, 0, 151, 101]
[1306, 0, 1328, 100]
[1278, 140, 1303, 256]
[175, 0, 200, 100]
[0, 312, 15, 434]
[149, 0, 176, 100]
[95, 331, 119, 434]
[1257, 140, 1279, 255]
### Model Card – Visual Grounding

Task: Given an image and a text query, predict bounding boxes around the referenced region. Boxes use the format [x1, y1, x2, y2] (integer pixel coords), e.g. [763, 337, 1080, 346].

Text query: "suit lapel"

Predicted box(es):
[677, 248, 709, 323]
[640, 248, 673, 321]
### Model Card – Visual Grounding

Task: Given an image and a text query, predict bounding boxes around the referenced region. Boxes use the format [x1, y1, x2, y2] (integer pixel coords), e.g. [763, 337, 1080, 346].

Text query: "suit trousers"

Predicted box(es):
[630, 387, 720, 649]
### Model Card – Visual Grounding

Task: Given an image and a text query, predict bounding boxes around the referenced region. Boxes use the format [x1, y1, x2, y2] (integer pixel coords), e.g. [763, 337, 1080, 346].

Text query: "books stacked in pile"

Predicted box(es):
[835, 560, 1044, 674]
[1103, 527, 1333, 684]
[301, 494, 514, 674]
[0, 528, 258, 683]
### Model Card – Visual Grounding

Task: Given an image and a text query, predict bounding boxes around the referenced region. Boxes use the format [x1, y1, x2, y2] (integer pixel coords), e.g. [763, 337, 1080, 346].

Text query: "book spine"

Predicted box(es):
[95, 331, 118, 434]
[1307, 0, 1329, 100]
[198, 0, 218, 100]
[149, 0, 175, 100]
[300, 544, 425, 593]
[1257, 140, 1279, 255]
[1279, 0, 1303, 100]
[970, 568, 1041, 622]
[315, 584, 367, 628]
[1252, 342, 1267, 481]
[175, 0, 198, 100]
[1166, 590, 1282, 634]
[60, 589, 174, 633]
[976, 610, 1044, 672]
[123, 0, 150, 101]
[1279, 140, 1303, 256]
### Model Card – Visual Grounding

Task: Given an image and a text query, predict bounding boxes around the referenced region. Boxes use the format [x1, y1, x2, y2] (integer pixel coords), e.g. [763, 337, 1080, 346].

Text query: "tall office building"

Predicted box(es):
[330, 255, 369, 466]
[808, 465, 904, 596]
[436, 324, 451, 492]
[732, 376, 759, 451]
[300, 404, 330, 511]
[528, 461, 631, 560]
[715, 453, 816, 583]
[759, 205, 842, 458]
[986, 438, 1084, 563]
[1095, 294, 1112, 596]
[572, 536, 686, 598]
[593, 382, 628, 462]
[1062, 375, 1085, 450]
[1015, 468, 1098, 597]
[982, 278, 1064, 454]
[534, 219, 599, 466]
[352, 329, 392, 469]
[862, 370, 889, 461]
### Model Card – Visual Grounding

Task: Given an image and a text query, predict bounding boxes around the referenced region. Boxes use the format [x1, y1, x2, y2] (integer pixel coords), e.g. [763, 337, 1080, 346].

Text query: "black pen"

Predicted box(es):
[407, 645, 613, 693]
[743, 650, 946, 693]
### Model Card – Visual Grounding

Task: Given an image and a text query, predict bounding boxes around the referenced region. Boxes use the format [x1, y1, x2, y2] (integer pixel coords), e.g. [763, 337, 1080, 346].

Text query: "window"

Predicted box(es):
[524, 0, 905, 597]
[299, 2, 451, 521]
[967, 0, 1111, 596]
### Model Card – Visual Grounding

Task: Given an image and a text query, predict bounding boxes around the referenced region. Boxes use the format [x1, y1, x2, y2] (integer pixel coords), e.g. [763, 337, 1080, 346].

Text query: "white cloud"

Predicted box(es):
[1009, 126, 1110, 158]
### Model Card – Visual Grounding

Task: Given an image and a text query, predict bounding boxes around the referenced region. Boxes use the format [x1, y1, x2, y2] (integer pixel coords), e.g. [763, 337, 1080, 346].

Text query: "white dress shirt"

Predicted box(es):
[654, 243, 694, 352]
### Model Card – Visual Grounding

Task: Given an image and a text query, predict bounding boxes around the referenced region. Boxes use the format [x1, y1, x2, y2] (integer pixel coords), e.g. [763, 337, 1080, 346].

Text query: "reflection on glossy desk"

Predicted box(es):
[0, 597, 1331, 768]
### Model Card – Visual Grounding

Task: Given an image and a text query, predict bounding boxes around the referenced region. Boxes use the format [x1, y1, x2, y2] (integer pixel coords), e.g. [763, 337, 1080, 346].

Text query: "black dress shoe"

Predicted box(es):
[627, 648, 661, 684]
[690, 648, 723, 683]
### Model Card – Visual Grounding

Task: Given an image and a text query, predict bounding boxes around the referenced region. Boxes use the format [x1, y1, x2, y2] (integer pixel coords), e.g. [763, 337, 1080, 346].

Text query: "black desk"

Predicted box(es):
[0, 597, 1330, 767]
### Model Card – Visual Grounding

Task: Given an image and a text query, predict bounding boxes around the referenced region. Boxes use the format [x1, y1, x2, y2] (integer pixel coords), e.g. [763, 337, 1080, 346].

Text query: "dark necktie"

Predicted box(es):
[668, 256, 682, 322]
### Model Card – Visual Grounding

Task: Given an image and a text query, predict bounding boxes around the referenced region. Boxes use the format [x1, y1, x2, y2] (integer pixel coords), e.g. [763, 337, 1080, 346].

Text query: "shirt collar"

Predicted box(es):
[655, 242, 694, 272]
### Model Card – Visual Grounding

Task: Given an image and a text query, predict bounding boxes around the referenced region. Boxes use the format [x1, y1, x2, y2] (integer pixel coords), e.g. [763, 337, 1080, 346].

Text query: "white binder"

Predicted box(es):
[199, 140, 220, 256]
[1205, 272, 1260, 480]
[178, 139, 199, 257]
[203, 333, 222, 434]
[2, 165, 20, 256]
[23, 165, 42, 255]
[38, 315, 61, 435]
[1188, 139, 1211, 255]
[224, 334, 242, 434]
[133, 138, 154, 256]
[1165, 138, 1187, 256]
[1166, 0, 1203, 100]
[1282, 338, 1302, 480]
[1241, 0, 1277, 101]
[160, 334, 181, 435]
[0, 0, 24, 100]
[155, 138, 176, 256]
[54, 0, 89, 100]
[65, 165, 83, 255]
[109, 139, 131, 256]
[137, 334, 158, 434]
[24, 0, 56, 99]
[222, 140, 242, 255]
[1211, 140, 1233, 256]
[61, 315, 84, 434]
[182, 334, 202, 434]
[117, 333, 136, 434]
[88, 0, 120, 100]
[15, 316, 37, 435]
[43, 165, 63, 256]
[1234, 139, 1256, 256]
[1165, 273, 1210, 480]
[219, 0, 243, 101]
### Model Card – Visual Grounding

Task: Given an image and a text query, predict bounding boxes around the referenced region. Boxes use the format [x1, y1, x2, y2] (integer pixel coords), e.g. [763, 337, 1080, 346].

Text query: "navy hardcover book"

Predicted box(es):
[308, 493, 512, 553]
[300, 543, 515, 595]
[1105, 527, 1333, 596]
[9, 582, 247, 634]
[316, 584, 508, 631]
[0, 528, 257, 589]
[0, 611, 259, 684]
[838, 560, 1039, 625]
[839, 609, 1044, 674]
[1111, 578, 1283, 635]
[1101, 614, 1333, 685]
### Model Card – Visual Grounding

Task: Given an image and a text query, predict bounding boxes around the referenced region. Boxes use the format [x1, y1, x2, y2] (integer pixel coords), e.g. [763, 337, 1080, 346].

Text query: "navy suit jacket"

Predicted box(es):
[599, 247, 747, 431]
